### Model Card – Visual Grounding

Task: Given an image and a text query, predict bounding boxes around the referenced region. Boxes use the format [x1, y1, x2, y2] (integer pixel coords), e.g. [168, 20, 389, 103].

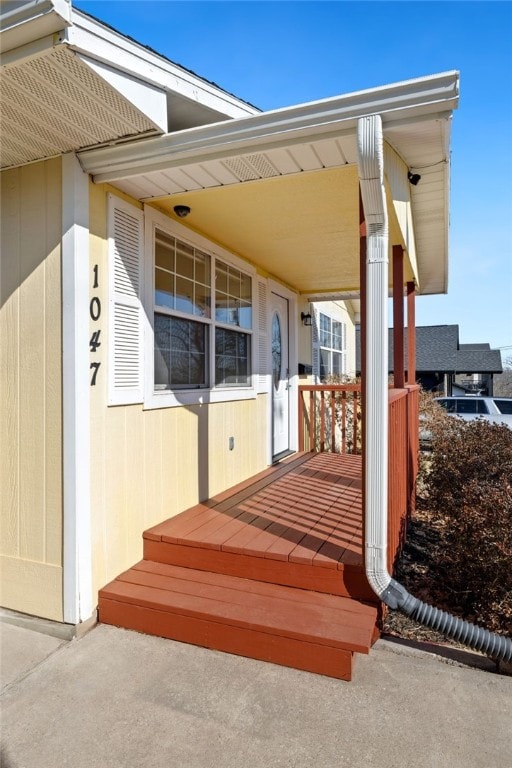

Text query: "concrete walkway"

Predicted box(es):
[1, 619, 511, 768]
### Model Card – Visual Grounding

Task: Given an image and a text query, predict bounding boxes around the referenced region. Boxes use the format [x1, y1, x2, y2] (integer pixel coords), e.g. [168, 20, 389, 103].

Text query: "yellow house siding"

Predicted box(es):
[89, 184, 269, 603]
[0, 159, 63, 621]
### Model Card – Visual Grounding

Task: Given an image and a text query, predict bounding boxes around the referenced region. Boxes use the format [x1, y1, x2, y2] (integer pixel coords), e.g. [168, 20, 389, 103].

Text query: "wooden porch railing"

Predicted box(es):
[386, 384, 420, 568]
[298, 384, 361, 455]
[298, 383, 420, 571]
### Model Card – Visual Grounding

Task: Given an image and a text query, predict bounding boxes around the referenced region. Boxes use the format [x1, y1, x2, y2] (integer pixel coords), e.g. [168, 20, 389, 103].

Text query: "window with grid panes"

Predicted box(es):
[153, 228, 252, 389]
[319, 312, 344, 380]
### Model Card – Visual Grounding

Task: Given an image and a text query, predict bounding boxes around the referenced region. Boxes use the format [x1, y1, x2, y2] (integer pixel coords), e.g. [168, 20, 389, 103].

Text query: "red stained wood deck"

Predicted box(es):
[99, 452, 380, 681]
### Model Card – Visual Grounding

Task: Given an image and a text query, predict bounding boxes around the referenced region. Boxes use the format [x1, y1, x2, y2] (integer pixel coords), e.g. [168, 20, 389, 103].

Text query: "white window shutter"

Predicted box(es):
[311, 304, 320, 382]
[256, 278, 269, 393]
[107, 195, 144, 405]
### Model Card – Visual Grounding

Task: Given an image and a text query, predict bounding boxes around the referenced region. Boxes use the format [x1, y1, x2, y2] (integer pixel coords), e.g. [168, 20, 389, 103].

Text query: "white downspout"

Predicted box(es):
[357, 114, 392, 598]
[355, 116, 512, 664]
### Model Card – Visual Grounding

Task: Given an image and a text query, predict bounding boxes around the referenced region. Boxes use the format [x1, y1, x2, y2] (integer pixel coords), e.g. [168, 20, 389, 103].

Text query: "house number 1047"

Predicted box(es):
[90, 264, 102, 386]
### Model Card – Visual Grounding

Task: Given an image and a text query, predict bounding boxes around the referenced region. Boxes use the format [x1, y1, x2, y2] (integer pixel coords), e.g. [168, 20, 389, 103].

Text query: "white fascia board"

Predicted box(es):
[79, 71, 459, 182]
[63, 9, 259, 120]
[0, 0, 70, 54]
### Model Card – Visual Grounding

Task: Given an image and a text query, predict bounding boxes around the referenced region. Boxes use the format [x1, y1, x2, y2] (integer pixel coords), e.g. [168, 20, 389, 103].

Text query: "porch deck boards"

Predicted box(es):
[146, 452, 366, 574]
[99, 451, 379, 681]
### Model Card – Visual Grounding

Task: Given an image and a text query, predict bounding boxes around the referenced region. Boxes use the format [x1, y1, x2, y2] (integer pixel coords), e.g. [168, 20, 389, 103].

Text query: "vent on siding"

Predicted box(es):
[1, 46, 156, 168]
[224, 153, 279, 182]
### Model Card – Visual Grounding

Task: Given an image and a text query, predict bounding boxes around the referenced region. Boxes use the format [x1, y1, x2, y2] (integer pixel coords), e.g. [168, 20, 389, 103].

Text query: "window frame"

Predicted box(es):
[144, 206, 257, 409]
[318, 311, 346, 381]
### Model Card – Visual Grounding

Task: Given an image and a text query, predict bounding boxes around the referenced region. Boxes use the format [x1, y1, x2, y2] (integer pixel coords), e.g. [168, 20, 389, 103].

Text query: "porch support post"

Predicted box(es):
[406, 281, 416, 384]
[392, 245, 405, 389]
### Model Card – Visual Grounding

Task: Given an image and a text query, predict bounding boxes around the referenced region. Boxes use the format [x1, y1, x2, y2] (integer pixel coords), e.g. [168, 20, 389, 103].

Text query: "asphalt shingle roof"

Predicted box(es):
[355, 324, 502, 374]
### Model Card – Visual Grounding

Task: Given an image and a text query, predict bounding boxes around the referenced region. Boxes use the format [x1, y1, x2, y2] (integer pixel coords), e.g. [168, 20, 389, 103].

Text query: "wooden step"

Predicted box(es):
[143, 537, 376, 602]
[99, 560, 378, 681]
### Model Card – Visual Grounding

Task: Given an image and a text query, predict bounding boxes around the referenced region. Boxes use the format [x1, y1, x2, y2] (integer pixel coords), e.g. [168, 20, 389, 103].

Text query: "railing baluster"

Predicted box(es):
[341, 391, 347, 454]
[320, 390, 326, 452]
[331, 390, 336, 453]
[309, 389, 315, 452]
[352, 391, 359, 454]
[298, 389, 304, 451]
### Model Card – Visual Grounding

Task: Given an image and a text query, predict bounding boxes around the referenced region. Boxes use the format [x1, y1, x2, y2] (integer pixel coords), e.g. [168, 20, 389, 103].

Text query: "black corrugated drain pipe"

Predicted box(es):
[357, 111, 511, 666]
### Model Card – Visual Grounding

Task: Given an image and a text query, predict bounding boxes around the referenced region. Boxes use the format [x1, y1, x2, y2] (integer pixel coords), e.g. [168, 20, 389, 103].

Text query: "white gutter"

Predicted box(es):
[0, 0, 71, 53]
[79, 71, 459, 182]
[357, 114, 392, 597]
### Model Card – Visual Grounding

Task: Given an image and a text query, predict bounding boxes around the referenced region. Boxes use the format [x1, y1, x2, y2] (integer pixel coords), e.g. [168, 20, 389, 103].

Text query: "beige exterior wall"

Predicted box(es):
[0, 159, 63, 621]
[89, 183, 269, 601]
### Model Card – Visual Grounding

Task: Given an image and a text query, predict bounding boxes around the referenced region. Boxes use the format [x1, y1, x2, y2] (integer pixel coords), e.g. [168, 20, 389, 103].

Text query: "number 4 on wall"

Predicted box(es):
[89, 330, 101, 352]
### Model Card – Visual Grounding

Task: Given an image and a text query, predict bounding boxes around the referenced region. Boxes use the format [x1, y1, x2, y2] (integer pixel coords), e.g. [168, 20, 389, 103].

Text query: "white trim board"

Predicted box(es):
[62, 152, 93, 624]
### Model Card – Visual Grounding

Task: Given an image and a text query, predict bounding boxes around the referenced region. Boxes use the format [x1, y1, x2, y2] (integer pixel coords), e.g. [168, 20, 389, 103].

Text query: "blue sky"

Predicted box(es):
[75, 1, 512, 356]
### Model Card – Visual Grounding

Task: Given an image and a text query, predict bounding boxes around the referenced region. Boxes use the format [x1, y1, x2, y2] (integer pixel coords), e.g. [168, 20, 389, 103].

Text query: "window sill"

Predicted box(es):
[143, 386, 259, 410]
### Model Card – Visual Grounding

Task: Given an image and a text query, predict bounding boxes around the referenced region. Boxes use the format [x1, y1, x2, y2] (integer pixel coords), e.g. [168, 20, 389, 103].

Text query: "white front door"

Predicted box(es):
[270, 291, 290, 458]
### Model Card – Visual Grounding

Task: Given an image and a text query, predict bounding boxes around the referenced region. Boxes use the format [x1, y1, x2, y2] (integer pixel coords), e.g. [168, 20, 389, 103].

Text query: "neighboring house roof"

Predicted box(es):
[460, 343, 490, 350]
[455, 349, 503, 373]
[355, 325, 503, 374]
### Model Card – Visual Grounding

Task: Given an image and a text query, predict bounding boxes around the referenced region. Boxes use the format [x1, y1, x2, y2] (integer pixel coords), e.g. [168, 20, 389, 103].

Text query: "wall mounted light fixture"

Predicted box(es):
[301, 311, 312, 327]
[407, 171, 421, 186]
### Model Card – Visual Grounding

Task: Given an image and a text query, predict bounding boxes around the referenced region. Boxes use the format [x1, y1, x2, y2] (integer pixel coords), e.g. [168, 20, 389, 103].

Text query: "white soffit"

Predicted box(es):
[386, 117, 451, 295]
[0, 45, 164, 169]
[79, 70, 459, 181]
[94, 135, 357, 201]
[78, 54, 167, 132]
[79, 72, 458, 297]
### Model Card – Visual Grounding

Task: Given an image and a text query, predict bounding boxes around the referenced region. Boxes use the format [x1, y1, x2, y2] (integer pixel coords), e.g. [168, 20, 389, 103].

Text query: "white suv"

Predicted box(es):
[435, 396, 512, 429]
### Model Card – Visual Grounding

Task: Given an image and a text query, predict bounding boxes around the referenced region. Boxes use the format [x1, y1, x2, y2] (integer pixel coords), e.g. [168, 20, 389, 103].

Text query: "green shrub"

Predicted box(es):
[424, 416, 512, 634]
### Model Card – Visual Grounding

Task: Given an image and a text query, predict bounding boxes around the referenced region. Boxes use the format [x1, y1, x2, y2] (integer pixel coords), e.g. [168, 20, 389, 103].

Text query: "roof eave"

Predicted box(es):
[79, 71, 459, 181]
[0, 0, 71, 53]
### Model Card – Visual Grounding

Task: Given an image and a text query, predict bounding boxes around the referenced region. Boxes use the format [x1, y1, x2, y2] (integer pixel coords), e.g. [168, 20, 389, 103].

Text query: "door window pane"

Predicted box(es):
[272, 313, 282, 391]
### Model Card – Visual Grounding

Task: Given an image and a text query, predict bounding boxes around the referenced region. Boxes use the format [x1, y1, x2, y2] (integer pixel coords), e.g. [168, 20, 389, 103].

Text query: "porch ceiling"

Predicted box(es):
[147, 165, 410, 295]
[81, 71, 459, 296]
